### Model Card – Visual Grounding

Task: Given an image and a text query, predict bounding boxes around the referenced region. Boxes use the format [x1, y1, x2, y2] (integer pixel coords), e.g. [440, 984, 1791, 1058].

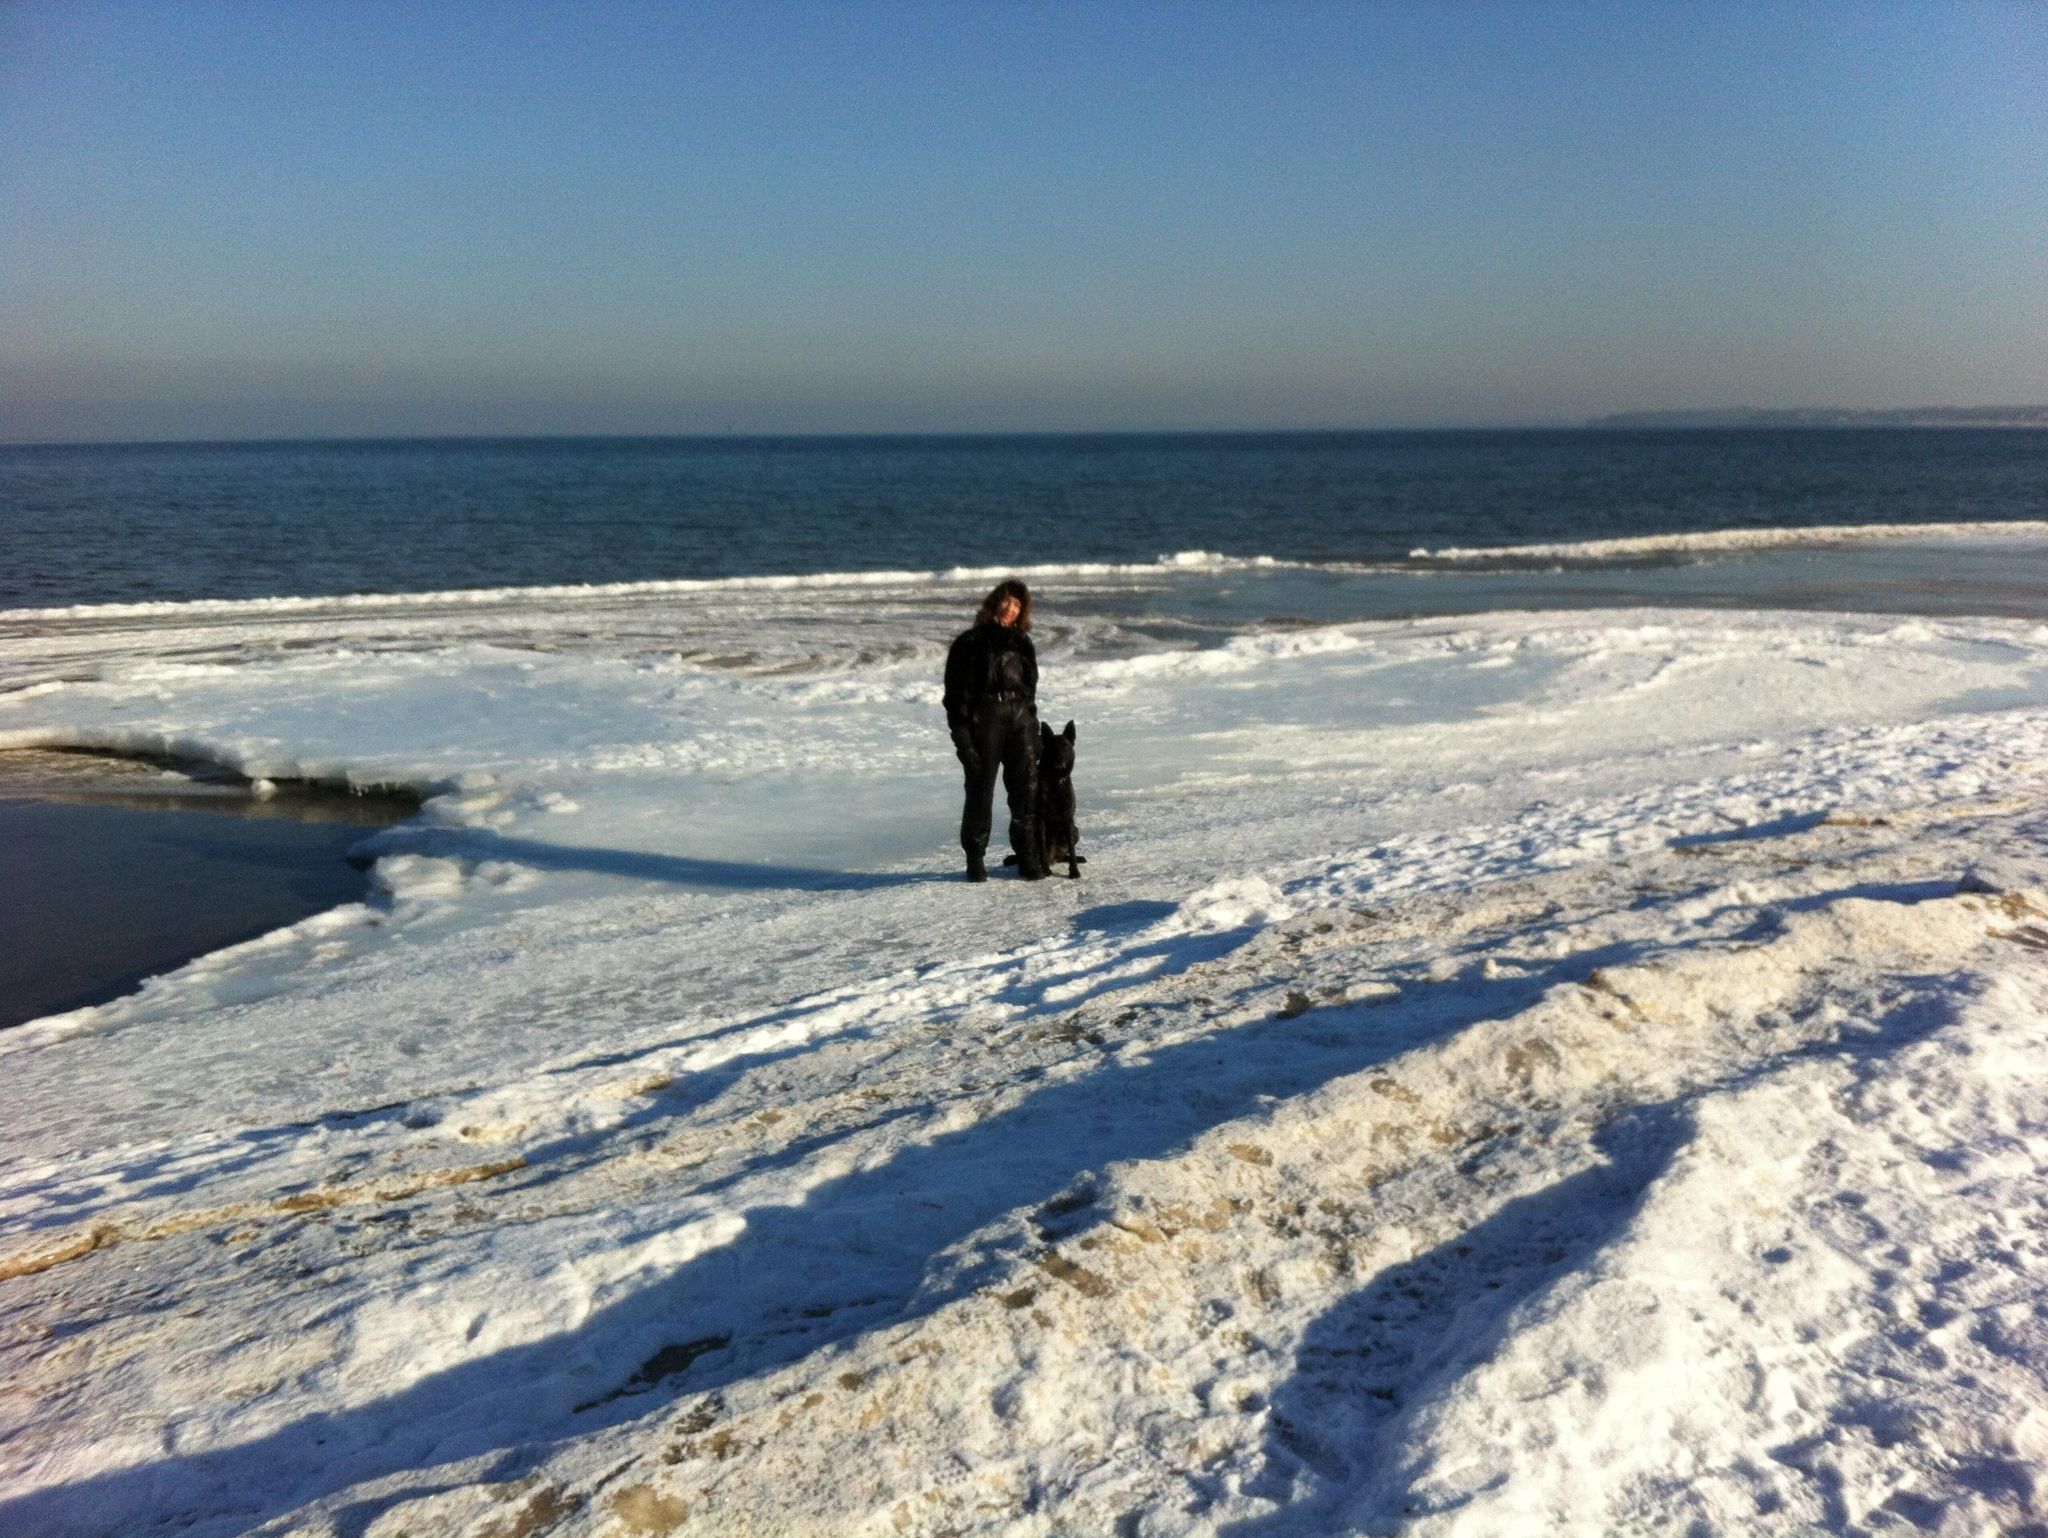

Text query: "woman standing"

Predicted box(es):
[944, 578, 1048, 882]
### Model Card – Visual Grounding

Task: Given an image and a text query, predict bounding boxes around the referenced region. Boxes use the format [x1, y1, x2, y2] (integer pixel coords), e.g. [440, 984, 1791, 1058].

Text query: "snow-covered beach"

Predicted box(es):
[5, 535, 2048, 1536]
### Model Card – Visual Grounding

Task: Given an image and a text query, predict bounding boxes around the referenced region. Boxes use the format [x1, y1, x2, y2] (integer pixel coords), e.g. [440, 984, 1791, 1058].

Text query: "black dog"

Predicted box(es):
[1005, 719, 1084, 879]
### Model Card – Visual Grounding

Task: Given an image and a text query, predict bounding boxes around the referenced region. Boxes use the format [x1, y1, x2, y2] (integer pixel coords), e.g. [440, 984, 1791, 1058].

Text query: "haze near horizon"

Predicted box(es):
[3, 1, 2044, 444]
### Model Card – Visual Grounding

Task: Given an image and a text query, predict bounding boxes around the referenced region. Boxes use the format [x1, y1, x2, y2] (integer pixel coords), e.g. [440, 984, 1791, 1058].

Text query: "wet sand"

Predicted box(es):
[1, 751, 417, 1029]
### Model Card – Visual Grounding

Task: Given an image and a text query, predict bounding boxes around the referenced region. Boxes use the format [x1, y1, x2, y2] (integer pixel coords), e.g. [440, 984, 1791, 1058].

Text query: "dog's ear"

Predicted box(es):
[1062, 720, 1076, 741]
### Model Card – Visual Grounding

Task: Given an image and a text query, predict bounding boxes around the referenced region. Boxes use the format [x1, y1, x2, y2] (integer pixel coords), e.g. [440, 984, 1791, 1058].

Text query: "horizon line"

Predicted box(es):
[10, 413, 2048, 452]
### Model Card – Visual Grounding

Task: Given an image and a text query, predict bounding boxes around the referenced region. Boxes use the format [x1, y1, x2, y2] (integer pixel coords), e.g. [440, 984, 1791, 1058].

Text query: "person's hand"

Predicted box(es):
[952, 732, 980, 774]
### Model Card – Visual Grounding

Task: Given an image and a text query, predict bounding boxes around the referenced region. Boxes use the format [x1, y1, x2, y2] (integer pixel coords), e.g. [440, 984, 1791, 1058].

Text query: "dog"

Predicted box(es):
[1004, 719, 1084, 879]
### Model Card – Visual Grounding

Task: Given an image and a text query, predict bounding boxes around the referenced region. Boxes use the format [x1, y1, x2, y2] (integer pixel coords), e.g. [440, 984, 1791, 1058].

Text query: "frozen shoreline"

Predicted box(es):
[4, 573, 2048, 1534]
[0, 749, 416, 1028]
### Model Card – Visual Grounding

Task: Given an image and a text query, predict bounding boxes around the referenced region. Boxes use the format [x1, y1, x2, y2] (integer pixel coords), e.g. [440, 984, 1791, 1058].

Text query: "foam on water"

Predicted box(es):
[0, 551, 1294, 625]
[1410, 517, 2048, 564]
[7, 430, 2045, 609]
[15, 518, 2048, 635]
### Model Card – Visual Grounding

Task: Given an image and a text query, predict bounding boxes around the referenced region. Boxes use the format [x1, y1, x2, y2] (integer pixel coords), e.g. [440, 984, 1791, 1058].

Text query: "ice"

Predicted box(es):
[4, 562, 2048, 1536]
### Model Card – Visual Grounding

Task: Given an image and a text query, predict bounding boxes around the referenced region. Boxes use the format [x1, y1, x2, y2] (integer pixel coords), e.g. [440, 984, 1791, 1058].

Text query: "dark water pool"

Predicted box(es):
[1, 752, 418, 1029]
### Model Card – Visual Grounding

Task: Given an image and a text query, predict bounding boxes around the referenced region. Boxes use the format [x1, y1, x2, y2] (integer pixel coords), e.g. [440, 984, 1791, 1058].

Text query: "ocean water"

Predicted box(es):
[4, 429, 2046, 612]
[0, 757, 414, 1030]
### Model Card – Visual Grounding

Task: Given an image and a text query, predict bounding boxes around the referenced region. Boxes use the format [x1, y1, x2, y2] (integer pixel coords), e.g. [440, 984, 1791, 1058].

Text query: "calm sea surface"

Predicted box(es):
[5, 429, 2046, 1024]
[4, 430, 2046, 611]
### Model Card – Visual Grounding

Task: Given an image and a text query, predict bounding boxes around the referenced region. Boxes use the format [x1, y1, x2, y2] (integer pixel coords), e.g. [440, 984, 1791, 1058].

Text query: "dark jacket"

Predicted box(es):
[944, 620, 1037, 736]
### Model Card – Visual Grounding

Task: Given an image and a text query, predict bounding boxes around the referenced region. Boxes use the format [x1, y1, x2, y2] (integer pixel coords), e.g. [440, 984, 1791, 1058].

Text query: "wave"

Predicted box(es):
[1408, 519, 2048, 564]
[17, 519, 2046, 623]
[0, 551, 1304, 624]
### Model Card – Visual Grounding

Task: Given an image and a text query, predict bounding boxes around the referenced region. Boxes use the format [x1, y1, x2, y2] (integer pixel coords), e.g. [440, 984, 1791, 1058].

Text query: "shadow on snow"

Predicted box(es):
[6, 927, 1640, 1535]
[2, 880, 1974, 1537]
[1219, 976, 1971, 1534]
[365, 826, 955, 893]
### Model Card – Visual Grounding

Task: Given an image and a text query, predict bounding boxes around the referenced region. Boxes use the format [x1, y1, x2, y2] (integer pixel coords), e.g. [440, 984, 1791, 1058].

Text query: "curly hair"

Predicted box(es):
[975, 578, 1033, 632]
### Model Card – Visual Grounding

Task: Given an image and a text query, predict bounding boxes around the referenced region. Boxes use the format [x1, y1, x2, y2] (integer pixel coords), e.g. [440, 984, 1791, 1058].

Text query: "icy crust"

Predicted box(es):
[3, 596, 2048, 1534]
[1409, 517, 2048, 564]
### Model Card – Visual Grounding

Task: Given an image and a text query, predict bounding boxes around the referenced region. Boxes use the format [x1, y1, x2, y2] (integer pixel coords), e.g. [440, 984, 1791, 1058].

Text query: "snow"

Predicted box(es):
[3, 561, 2048, 1536]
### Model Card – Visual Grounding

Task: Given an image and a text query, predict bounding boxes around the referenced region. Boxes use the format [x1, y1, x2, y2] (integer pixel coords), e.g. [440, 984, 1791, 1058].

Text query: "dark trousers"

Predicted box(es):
[959, 697, 1039, 862]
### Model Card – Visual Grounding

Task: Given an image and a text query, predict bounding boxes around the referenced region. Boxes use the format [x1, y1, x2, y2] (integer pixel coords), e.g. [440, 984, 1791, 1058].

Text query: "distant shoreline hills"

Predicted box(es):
[10, 411, 2048, 449]
[1586, 405, 2048, 429]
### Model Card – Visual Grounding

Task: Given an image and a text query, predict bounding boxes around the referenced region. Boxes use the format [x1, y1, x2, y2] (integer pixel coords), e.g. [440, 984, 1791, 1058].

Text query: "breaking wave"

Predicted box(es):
[0, 552, 1305, 624]
[15, 520, 2048, 626]
[1408, 519, 2048, 565]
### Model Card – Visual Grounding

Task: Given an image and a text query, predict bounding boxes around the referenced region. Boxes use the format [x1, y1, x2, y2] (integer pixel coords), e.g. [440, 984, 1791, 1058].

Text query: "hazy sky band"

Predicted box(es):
[4, 1, 2043, 441]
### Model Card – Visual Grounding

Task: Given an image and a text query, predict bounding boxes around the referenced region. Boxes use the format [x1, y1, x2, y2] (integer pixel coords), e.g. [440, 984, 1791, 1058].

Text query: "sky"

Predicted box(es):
[2, 1, 2044, 441]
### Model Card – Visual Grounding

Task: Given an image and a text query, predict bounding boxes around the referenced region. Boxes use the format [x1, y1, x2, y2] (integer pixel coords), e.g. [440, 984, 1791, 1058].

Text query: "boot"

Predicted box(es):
[965, 847, 988, 883]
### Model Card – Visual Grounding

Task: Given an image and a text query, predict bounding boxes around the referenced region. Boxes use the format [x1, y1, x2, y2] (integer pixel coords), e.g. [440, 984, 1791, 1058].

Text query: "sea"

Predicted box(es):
[3, 427, 2046, 1022]
[4, 429, 2047, 616]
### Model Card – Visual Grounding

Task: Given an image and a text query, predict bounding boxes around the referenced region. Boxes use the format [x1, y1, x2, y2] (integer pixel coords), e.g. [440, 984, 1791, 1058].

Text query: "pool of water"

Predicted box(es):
[1, 751, 418, 1029]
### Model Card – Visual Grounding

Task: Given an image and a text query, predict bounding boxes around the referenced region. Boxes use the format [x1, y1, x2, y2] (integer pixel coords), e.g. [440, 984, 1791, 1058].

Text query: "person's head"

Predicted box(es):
[977, 578, 1032, 631]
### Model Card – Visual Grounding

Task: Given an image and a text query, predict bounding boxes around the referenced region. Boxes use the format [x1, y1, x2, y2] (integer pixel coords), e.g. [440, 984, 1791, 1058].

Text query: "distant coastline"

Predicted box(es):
[12, 412, 2048, 450]
[1586, 405, 2048, 429]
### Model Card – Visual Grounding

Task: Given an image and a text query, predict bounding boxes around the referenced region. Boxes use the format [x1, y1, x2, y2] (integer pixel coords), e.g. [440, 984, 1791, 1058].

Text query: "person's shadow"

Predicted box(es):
[358, 825, 951, 893]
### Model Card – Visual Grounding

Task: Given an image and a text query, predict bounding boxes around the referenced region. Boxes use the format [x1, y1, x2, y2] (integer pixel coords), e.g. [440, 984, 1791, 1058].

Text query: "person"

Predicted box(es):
[944, 578, 1048, 882]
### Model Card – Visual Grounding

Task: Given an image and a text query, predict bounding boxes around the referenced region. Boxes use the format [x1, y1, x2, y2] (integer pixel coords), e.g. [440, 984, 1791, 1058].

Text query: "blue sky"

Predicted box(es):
[3, 1, 2043, 440]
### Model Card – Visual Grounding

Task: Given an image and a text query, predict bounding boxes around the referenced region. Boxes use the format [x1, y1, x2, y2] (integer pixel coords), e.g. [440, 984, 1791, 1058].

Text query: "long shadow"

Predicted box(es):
[1070, 900, 1181, 932]
[8, 879, 1966, 1537]
[544, 901, 1191, 1079]
[22, 901, 1210, 1239]
[1222, 966, 1974, 1535]
[14, 983, 901, 1234]
[537, 978, 896, 1077]
[2, 940, 1646, 1538]
[1696, 878, 1969, 943]
[1218, 1108, 1692, 1535]
[504, 915, 1272, 1203]
[6, 1094, 467, 1228]
[363, 826, 950, 893]
[990, 925, 1264, 1015]
[1670, 811, 1829, 848]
